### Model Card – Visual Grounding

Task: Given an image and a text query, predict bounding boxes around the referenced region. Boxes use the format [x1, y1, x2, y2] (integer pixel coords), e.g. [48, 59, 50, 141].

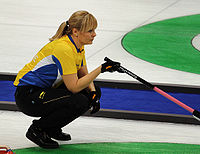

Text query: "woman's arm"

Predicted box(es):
[78, 65, 96, 92]
[62, 59, 120, 93]
[62, 66, 101, 93]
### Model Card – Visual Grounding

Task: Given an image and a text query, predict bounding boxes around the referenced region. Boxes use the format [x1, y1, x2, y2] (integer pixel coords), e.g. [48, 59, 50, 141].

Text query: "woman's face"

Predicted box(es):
[77, 29, 97, 45]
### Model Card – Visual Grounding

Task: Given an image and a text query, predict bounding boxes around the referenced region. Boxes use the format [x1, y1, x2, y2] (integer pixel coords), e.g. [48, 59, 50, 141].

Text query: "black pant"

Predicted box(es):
[15, 83, 101, 132]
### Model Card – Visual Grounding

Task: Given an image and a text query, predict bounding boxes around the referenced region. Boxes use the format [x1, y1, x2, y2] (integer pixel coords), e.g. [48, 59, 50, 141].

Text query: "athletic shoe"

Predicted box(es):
[26, 124, 59, 149]
[48, 129, 71, 141]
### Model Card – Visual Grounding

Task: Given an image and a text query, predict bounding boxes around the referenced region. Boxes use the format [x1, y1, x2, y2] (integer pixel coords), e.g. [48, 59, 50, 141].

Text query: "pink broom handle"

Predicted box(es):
[153, 87, 194, 113]
[104, 57, 200, 121]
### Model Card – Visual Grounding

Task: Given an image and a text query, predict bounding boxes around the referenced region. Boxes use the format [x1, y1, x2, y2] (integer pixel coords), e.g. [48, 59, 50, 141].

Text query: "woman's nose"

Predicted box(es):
[92, 31, 96, 37]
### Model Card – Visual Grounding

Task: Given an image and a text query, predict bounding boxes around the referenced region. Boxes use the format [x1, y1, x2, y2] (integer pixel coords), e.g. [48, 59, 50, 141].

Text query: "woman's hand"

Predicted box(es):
[89, 91, 100, 114]
[101, 60, 120, 73]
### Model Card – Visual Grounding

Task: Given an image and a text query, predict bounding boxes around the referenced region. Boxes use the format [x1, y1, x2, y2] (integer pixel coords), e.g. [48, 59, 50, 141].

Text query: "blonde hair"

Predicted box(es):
[49, 10, 97, 42]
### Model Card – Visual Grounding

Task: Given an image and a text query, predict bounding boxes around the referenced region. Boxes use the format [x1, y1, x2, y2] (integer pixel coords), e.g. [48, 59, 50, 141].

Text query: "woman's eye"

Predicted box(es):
[88, 30, 93, 33]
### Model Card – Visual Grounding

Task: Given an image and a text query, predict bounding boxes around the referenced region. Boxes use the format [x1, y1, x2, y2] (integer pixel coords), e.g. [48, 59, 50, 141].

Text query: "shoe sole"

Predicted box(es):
[51, 137, 71, 141]
[51, 135, 71, 141]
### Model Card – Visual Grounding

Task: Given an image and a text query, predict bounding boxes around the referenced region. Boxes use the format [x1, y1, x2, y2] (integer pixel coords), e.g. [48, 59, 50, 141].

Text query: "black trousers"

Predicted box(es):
[15, 83, 101, 133]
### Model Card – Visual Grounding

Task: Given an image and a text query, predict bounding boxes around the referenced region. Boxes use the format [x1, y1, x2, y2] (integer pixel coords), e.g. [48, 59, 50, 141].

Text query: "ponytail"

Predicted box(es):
[49, 22, 69, 42]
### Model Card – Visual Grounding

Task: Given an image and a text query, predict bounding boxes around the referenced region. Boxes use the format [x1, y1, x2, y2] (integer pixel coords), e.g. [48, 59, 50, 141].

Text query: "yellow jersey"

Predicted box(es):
[14, 35, 86, 88]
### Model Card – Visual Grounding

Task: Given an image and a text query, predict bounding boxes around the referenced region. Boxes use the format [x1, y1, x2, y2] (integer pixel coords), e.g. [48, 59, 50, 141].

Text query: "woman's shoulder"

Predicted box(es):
[51, 38, 71, 50]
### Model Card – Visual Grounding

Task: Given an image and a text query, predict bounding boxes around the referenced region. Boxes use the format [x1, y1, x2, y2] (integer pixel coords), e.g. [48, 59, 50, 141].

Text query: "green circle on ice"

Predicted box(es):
[122, 14, 200, 74]
[13, 142, 200, 154]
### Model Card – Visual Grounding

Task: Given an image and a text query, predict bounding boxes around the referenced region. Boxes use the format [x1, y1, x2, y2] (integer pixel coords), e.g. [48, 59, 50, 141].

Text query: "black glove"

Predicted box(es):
[89, 91, 100, 114]
[101, 60, 120, 73]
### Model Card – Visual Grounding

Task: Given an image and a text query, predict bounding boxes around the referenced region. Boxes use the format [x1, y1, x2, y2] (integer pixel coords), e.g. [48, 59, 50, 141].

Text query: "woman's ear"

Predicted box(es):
[72, 28, 79, 37]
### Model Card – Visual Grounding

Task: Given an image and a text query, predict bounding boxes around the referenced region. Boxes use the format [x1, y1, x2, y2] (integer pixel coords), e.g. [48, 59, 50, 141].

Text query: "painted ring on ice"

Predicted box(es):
[122, 14, 200, 74]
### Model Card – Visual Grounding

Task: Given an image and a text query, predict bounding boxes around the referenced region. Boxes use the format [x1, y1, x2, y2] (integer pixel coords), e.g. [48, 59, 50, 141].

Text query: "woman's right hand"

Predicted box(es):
[101, 60, 120, 73]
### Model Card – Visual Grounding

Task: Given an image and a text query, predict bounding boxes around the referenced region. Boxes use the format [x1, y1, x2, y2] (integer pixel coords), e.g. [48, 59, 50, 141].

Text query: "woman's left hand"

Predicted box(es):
[89, 91, 100, 114]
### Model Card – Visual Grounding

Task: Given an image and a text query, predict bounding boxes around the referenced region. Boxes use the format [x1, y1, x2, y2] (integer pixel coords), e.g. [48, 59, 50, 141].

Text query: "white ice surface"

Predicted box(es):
[0, 111, 200, 149]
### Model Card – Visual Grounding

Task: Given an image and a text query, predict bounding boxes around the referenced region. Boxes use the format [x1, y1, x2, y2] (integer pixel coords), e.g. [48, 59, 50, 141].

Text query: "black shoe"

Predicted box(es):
[49, 129, 71, 141]
[26, 124, 59, 149]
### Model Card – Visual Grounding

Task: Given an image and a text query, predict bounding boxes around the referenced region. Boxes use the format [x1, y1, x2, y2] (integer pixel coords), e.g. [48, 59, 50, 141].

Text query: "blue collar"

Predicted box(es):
[68, 35, 82, 53]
